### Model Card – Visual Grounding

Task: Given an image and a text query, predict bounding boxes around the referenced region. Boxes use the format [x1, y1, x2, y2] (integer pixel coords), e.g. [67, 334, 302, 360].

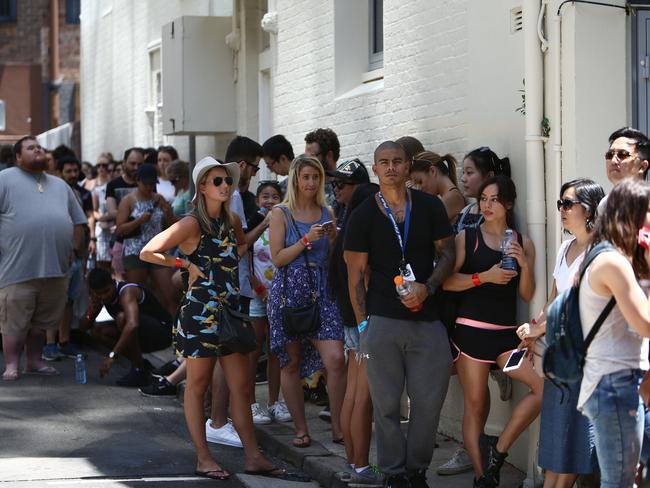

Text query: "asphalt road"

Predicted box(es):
[0, 348, 311, 488]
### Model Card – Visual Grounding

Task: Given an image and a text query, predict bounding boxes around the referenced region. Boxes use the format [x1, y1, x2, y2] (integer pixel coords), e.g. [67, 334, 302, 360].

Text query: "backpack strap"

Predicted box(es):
[577, 241, 617, 352]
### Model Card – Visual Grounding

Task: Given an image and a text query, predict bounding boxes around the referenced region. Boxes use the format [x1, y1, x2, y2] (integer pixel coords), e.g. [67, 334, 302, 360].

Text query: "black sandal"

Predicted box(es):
[195, 468, 230, 480]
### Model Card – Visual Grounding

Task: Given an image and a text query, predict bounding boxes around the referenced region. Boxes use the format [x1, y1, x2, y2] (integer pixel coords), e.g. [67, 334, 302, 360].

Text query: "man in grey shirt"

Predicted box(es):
[0, 136, 87, 381]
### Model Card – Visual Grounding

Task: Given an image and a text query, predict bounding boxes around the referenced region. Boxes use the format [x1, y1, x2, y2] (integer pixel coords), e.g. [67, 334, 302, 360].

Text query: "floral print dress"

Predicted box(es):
[175, 216, 240, 358]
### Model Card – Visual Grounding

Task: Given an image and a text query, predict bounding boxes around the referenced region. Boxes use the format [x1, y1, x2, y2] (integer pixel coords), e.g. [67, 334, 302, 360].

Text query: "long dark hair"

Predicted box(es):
[588, 178, 650, 279]
[465, 146, 511, 178]
[328, 183, 380, 318]
[477, 175, 517, 229]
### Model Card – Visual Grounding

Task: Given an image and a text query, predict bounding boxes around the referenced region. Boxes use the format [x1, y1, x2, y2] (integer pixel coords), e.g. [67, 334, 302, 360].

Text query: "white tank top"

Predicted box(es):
[577, 253, 649, 410]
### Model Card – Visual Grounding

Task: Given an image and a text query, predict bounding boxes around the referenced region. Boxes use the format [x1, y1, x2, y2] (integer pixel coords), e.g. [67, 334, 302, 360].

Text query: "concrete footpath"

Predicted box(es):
[1, 343, 525, 487]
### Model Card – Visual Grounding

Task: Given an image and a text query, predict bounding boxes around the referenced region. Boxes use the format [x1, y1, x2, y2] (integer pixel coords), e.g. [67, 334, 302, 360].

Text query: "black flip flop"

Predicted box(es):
[195, 468, 230, 480]
[245, 467, 311, 482]
[333, 437, 345, 445]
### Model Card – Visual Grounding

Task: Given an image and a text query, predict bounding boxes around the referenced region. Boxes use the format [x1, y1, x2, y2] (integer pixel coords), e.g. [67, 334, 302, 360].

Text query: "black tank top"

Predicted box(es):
[105, 281, 172, 324]
[456, 227, 521, 328]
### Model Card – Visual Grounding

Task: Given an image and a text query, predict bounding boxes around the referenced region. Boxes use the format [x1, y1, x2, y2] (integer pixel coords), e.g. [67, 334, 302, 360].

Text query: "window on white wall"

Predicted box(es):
[369, 0, 383, 71]
[147, 46, 164, 147]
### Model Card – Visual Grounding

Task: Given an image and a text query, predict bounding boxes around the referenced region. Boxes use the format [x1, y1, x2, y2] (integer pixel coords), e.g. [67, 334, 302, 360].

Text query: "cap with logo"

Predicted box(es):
[325, 158, 370, 184]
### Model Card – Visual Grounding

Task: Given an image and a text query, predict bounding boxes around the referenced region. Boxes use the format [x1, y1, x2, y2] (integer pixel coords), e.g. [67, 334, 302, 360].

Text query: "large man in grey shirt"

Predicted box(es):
[0, 136, 87, 381]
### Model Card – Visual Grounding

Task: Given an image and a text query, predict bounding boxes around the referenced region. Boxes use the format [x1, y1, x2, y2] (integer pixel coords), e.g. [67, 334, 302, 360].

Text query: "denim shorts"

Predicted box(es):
[344, 326, 361, 351]
[249, 296, 267, 318]
[582, 368, 645, 488]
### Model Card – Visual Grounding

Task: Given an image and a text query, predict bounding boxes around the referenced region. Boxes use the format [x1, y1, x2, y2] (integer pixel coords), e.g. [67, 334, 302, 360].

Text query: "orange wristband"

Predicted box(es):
[175, 257, 184, 269]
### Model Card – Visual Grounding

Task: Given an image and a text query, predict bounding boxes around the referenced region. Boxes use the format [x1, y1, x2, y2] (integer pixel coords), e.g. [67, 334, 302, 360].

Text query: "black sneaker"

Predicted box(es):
[139, 377, 177, 397]
[310, 376, 329, 406]
[408, 469, 429, 488]
[255, 370, 268, 385]
[151, 359, 177, 378]
[116, 367, 153, 387]
[484, 438, 507, 486]
[384, 474, 411, 488]
[479, 433, 498, 468]
[318, 405, 331, 422]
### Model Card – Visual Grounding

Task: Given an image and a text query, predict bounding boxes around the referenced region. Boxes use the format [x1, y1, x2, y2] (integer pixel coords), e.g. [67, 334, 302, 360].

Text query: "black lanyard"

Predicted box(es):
[378, 191, 411, 273]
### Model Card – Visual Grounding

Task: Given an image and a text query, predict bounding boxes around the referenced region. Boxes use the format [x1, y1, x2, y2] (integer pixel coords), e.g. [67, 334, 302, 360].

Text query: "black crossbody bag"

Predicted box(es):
[281, 213, 321, 336]
[218, 306, 257, 354]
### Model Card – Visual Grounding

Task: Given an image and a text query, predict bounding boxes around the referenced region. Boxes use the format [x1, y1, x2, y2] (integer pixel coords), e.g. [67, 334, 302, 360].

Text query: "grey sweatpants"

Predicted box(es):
[361, 315, 452, 475]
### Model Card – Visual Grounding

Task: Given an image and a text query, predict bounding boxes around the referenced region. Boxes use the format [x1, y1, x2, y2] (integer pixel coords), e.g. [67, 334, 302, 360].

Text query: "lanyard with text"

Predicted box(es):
[378, 190, 412, 276]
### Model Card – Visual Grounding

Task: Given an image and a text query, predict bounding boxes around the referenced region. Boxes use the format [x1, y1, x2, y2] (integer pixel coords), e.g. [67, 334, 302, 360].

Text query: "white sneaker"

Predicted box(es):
[436, 447, 472, 475]
[268, 400, 292, 422]
[205, 419, 243, 448]
[251, 402, 272, 424]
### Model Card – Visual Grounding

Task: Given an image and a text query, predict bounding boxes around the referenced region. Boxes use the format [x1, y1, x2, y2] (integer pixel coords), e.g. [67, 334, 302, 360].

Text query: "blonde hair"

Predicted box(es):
[193, 166, 233, 235]
[283, 155, 326, 212]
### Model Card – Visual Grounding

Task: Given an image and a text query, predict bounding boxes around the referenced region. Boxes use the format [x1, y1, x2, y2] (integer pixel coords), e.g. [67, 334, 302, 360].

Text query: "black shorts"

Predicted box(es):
[451, 323, 519, 364]
[138, 314, 173, 353]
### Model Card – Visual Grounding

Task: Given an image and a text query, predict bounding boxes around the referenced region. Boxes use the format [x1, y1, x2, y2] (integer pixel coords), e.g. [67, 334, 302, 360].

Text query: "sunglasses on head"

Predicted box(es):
[605, 149, 634, 161]
[556, 198, 582, 211]
[212, 176, 234, 187]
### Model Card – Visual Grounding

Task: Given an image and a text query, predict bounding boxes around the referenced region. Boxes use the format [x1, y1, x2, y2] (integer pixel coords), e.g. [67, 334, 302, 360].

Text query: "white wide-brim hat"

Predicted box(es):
[191, 156, 240, 203]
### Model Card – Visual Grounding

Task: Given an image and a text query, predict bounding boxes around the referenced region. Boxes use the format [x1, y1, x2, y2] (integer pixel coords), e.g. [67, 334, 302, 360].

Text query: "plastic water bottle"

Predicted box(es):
[394, 275, 423, 312]
[501, 229, 517, 271]
[75, 354, 87, 384]
[259, 207, 269, 216]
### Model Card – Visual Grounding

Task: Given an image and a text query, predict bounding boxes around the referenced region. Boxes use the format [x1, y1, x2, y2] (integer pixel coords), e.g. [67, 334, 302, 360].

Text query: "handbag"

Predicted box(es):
[218, 306, 257, 354]
[281, 213, 321, 336]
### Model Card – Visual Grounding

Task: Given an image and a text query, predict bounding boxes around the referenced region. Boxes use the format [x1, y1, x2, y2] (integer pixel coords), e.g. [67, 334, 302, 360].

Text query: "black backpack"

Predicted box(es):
[542, 241, 616, 388]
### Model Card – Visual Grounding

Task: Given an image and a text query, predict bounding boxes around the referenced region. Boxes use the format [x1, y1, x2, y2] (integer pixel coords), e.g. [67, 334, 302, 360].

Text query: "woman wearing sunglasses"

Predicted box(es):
[140, 157, 298, 481]
[268, 155, 345, 448]
[92, 153, 117, 269]
[518, 178, 604, 488]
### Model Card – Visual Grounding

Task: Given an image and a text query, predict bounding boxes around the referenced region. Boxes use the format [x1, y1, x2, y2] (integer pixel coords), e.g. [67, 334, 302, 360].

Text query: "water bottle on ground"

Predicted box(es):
[394, 275, 423, 312]
[501, 229, 517, 271]
[75, 354, 87, 384]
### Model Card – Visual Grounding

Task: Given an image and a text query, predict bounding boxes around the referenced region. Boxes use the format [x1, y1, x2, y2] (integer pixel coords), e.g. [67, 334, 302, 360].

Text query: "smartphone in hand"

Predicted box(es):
[503, 348, 527, 372]
[320, 220, 335, 231]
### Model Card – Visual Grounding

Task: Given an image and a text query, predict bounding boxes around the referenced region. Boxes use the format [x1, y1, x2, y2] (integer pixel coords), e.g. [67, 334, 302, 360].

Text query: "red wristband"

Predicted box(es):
[255, 284, 266, 295]
[301, 235, 312, 250]
[175, 257, 184, 269]
[472, 272, 481, 287]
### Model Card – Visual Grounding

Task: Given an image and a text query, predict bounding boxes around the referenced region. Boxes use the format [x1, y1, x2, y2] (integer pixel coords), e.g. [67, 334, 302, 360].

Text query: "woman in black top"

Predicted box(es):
[443, 176, 542, 488]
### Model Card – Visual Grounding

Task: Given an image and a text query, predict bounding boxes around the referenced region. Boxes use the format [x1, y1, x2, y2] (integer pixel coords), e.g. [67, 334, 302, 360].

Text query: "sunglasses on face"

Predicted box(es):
[605, 149, 633, 161]
[331, 180, 355, 190]
[212, 176, 234, 187]
[556, 199, 582, 211]
[97, 163, 109, 169]
[243, 160, 260, 174]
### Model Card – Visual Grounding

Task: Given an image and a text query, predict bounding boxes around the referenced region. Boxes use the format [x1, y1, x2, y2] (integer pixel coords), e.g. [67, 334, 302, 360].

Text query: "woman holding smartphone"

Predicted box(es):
[443, 175, 541, 488]
[517, 178, 604, 487]
[268, 155, 345, 448]
[570, 178, 650, 487]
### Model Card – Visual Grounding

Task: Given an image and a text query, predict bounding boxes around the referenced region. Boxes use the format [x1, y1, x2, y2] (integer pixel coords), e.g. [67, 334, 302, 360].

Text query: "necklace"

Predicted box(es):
[32, 172, 45, 193]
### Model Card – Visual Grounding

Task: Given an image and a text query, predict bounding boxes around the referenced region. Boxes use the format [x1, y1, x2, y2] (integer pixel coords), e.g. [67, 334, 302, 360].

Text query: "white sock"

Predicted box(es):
[355, 466, 369, 473]
[349, 464, 355, 470]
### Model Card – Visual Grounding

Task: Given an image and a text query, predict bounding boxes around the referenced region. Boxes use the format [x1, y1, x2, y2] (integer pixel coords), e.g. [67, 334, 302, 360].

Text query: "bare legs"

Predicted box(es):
[281, 341, 309, 438]
[249, 317, 280, 405]
[184, 355, 276, 475]
[2, 329, 51, 379]
[312, 339, 346, 440]
[456, 352, 543, 478]
[209, 363, 230, 428]
[543, 472, 579, 488]
[341, 355, 373, 467]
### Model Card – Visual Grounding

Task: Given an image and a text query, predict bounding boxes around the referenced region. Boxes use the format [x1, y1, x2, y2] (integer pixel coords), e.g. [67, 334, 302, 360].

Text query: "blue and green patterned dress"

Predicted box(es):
[175, 216, 240, 358]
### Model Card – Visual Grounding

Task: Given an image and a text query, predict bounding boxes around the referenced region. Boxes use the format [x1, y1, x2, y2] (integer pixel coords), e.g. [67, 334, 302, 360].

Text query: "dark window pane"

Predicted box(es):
[373, 0, 383, 54]
[0, 0, 17, 23]
[66, 0, 80, 24]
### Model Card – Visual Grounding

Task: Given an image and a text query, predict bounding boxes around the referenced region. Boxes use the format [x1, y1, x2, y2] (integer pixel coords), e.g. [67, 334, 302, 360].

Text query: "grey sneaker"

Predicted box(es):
[437, 447, 472, 475]
[490, 370, 512, 401]
[348, 467, 385, 487]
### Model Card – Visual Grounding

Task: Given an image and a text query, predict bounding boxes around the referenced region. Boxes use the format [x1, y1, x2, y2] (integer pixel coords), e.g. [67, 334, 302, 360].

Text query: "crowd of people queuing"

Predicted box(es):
[3, 125, 650, 487]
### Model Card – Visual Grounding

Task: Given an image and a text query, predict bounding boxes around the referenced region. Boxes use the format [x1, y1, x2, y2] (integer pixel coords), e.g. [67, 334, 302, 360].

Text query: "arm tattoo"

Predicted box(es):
[427, 235, 456, 289]
[353, 277, 367, 321]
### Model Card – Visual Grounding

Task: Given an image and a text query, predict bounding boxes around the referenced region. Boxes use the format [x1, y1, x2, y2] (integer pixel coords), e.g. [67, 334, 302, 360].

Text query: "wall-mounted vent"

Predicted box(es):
[511, 7, 523, 33]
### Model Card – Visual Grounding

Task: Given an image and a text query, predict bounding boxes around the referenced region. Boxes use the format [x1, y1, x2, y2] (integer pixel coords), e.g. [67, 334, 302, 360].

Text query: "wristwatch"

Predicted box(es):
[108, 351, 117, 360]
[425, 282, 437, 297]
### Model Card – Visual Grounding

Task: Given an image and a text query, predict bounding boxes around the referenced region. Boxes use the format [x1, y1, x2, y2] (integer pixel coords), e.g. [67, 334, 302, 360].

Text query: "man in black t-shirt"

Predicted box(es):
[344, 141, 455, 488]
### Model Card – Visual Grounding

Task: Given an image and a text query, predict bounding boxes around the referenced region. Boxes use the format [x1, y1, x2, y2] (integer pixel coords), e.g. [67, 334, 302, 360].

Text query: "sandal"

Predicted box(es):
[23, 366, 59, 376]
[195, 468, 230, 480]
[292, 433, 311, 448]
[332, 437, 345, 445]
[2, 370, 18, 381]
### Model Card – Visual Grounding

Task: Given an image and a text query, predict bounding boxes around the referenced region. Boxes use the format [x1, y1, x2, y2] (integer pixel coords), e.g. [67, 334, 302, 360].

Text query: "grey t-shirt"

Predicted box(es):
[0, 167, 88, 288]
[231, 190, 254, 298]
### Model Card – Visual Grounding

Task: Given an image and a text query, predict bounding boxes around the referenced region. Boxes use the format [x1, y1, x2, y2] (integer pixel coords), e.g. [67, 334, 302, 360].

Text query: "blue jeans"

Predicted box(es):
[582, 368, 645, 488]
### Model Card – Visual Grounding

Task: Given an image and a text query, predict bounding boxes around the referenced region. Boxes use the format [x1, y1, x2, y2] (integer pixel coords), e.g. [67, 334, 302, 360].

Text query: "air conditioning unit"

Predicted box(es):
[162, 16, 236, 135]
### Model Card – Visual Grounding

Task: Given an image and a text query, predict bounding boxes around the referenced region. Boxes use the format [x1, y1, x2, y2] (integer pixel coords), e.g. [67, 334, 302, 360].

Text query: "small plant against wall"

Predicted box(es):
[516, 79, 551, 137]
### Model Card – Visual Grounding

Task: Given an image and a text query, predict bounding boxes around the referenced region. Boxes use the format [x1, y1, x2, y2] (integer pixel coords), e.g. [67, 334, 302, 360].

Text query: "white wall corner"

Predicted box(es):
[261, 11, 278, 34]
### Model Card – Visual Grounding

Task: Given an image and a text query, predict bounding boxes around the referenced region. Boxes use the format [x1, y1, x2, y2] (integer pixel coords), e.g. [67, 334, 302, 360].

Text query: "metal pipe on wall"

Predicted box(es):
[49, 0, 60, 128]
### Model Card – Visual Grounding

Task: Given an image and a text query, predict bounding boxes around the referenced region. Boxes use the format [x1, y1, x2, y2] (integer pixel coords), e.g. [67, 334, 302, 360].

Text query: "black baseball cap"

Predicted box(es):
[326, 158, 370, 184]
[137, 163, 159, 184]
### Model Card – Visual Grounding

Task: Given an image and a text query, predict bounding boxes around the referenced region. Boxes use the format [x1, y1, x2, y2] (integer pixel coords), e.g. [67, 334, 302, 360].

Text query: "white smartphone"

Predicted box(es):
[502, 348, 527, 372]
[320, 220, 335, 230]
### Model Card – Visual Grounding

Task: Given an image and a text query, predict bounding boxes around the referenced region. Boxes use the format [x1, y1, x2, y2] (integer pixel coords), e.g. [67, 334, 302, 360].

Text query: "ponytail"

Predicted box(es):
[465, 147, 511, 178]
[413, 151, 459, 186]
